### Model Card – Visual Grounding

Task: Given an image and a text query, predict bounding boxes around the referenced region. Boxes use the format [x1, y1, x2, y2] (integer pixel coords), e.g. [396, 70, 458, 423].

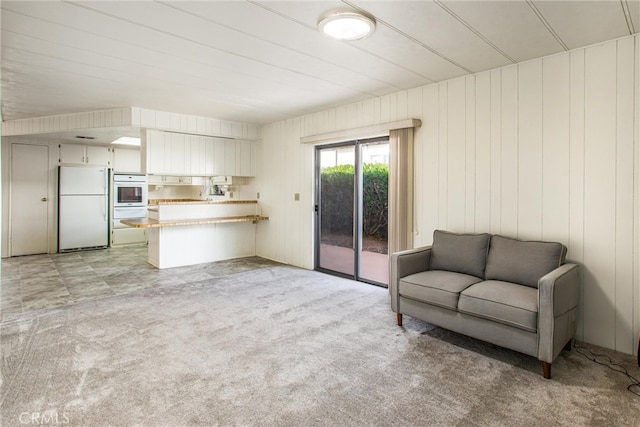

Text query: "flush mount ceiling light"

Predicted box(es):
[318, 10, 376, 41]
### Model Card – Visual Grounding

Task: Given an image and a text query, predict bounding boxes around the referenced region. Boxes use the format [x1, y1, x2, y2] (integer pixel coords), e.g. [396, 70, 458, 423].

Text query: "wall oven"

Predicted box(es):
[113, 173, 147, 208]
[111, 173, 148, 246]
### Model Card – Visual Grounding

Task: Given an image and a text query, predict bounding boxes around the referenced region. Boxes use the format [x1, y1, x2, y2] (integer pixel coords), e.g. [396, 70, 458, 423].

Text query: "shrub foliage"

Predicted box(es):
[320, 163, 388, 239]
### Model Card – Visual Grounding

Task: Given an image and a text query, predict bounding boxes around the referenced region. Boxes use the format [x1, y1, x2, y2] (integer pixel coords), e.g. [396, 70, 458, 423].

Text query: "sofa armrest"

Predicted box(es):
[389, 246, 432, 312]
[537, 263, 580, 363]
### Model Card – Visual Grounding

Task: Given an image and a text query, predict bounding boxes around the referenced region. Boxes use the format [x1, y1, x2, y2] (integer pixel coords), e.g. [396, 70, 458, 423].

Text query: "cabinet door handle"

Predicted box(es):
[41, 197, 48, 202]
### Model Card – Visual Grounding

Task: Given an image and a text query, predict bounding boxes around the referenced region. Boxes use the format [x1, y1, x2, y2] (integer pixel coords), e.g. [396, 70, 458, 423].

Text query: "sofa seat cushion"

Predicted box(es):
[430, 230, 491, 278]
[400, 270, 482, 310]
[458, 280, 538, 333]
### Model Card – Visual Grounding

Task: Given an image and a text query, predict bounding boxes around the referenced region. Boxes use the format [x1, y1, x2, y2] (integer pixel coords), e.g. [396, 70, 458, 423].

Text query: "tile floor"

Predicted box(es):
[0, 245, 281, 319]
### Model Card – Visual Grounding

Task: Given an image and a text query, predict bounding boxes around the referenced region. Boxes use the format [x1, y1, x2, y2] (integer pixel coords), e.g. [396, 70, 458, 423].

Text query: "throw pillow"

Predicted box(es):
[485, 235, 567, 288]
[430, 230, 491, 278]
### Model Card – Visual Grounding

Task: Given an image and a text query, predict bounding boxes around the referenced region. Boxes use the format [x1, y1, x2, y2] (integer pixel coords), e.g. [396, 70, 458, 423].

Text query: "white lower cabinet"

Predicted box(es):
[148, 223, 256, 269]
[146, 201, 260, 269]
[111, 220, 147, 246]
[112, 228, 147, 246]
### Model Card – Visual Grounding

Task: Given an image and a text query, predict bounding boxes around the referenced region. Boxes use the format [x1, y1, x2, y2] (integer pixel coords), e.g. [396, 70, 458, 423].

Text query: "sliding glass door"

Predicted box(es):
[315, 137, 389, 286]
[359, 141, 390, 284]
[317, 144, 356, 276]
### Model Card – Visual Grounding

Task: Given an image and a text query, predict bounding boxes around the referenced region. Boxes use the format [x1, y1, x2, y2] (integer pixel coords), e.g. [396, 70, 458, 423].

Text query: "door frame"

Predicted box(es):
[314, 136, 389, 286]
[8, 142, 52, 256]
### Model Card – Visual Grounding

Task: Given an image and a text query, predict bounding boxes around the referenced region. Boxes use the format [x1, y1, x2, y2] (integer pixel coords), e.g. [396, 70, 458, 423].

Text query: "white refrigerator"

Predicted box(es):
[58, 166, 109, 252]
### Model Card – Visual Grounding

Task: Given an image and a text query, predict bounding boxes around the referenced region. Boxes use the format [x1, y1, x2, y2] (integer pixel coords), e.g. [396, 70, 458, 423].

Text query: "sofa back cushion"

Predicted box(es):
[430, 230, 491, 278]
[485, 235, 567, 288]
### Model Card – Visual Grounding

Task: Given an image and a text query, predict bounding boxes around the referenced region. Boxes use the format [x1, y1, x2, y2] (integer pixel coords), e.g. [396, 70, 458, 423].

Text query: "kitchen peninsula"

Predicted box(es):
[122, 199, 268, 269]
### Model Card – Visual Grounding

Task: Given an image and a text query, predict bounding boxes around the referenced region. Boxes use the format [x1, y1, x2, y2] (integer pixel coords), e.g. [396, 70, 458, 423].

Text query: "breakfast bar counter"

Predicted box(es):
[121, 215, 269, 228]
[129, 199, 268, 269]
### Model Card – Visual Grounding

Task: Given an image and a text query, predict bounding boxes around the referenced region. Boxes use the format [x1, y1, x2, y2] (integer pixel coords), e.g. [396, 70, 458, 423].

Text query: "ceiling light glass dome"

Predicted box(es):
[318, 10, 376, 41]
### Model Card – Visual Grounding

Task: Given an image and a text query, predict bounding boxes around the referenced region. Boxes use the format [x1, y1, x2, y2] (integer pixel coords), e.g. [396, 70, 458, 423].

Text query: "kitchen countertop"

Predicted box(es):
[121, 215, 269, 228]
[148, 199, 258, 206]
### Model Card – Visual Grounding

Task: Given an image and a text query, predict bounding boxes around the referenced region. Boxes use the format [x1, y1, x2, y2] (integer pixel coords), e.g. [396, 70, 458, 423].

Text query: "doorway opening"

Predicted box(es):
[315, 137, 389, 287]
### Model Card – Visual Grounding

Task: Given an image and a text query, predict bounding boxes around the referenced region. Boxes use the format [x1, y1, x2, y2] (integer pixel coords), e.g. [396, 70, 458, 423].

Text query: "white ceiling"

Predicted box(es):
[2, 0, 639, 129]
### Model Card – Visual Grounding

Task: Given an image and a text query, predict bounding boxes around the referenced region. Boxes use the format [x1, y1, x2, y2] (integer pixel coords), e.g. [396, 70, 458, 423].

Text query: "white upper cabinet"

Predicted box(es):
[59, 143, 111, 166]
[112, 148, 141, 173]
[86, 146, 111, 166]
[224, 140, 237, 176]
[204, 137, 216, 176]
[190, 135, 208, 176]
[221, 139, 254, 177]
[143, 130, 167, 174]
[238, 140, 255, 177]
[167, 132, 187, 175]
[212, 138, 225, 176]
[143, 130, 255, 177]
[59, 143, 85, 164]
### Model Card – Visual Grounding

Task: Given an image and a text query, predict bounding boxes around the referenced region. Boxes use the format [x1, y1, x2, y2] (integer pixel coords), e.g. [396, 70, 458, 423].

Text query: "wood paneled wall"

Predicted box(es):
[257, 35, 639, 354]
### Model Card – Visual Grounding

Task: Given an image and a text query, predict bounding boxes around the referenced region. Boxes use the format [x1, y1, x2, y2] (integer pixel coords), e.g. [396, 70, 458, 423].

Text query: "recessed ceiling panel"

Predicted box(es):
[351, 0, 514, 73]
[1, 0, 638, 127]
[532, 0, 632, 49]
[250, 0, 348, 28]
[63, 1, 385, 97]
[440, 0, 566, 62]
[0, 1, 377, 122]
[169, 1, 427, 91]
[249, 0, 466, 86]
[355, 24, 468, 83]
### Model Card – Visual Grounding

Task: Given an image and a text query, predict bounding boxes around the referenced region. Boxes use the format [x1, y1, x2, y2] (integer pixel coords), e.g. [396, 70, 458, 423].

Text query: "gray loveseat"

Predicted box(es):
[390, 230, 580, 379]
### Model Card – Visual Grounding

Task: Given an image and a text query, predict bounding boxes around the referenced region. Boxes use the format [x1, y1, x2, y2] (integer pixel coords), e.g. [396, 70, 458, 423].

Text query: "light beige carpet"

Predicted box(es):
[1, 265, 639, 426]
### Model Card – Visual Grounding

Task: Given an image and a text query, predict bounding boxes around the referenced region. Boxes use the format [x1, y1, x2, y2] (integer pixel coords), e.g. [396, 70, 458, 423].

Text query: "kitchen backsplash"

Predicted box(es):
[148, 184, 203, 201]
[147, 177, 257, 201]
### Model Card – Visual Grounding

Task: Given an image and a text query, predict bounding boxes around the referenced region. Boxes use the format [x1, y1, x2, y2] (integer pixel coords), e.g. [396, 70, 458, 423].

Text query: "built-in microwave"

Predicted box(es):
[113, 173, 147, 207]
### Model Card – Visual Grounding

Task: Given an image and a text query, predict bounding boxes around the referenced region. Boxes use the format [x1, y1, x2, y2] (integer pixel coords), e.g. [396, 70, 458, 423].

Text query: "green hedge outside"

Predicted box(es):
[320, 163, 388, 239]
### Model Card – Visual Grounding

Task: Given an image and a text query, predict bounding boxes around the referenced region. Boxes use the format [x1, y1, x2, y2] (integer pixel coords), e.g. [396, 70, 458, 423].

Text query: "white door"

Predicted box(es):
[11, 144, 49, 256]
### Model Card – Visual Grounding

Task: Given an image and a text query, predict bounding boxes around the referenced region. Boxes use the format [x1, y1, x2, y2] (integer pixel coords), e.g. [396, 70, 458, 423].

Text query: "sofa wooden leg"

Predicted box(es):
[564, 340, 572, 352]
[397, 313, 403, 326]
[542, 362, 551, 379]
